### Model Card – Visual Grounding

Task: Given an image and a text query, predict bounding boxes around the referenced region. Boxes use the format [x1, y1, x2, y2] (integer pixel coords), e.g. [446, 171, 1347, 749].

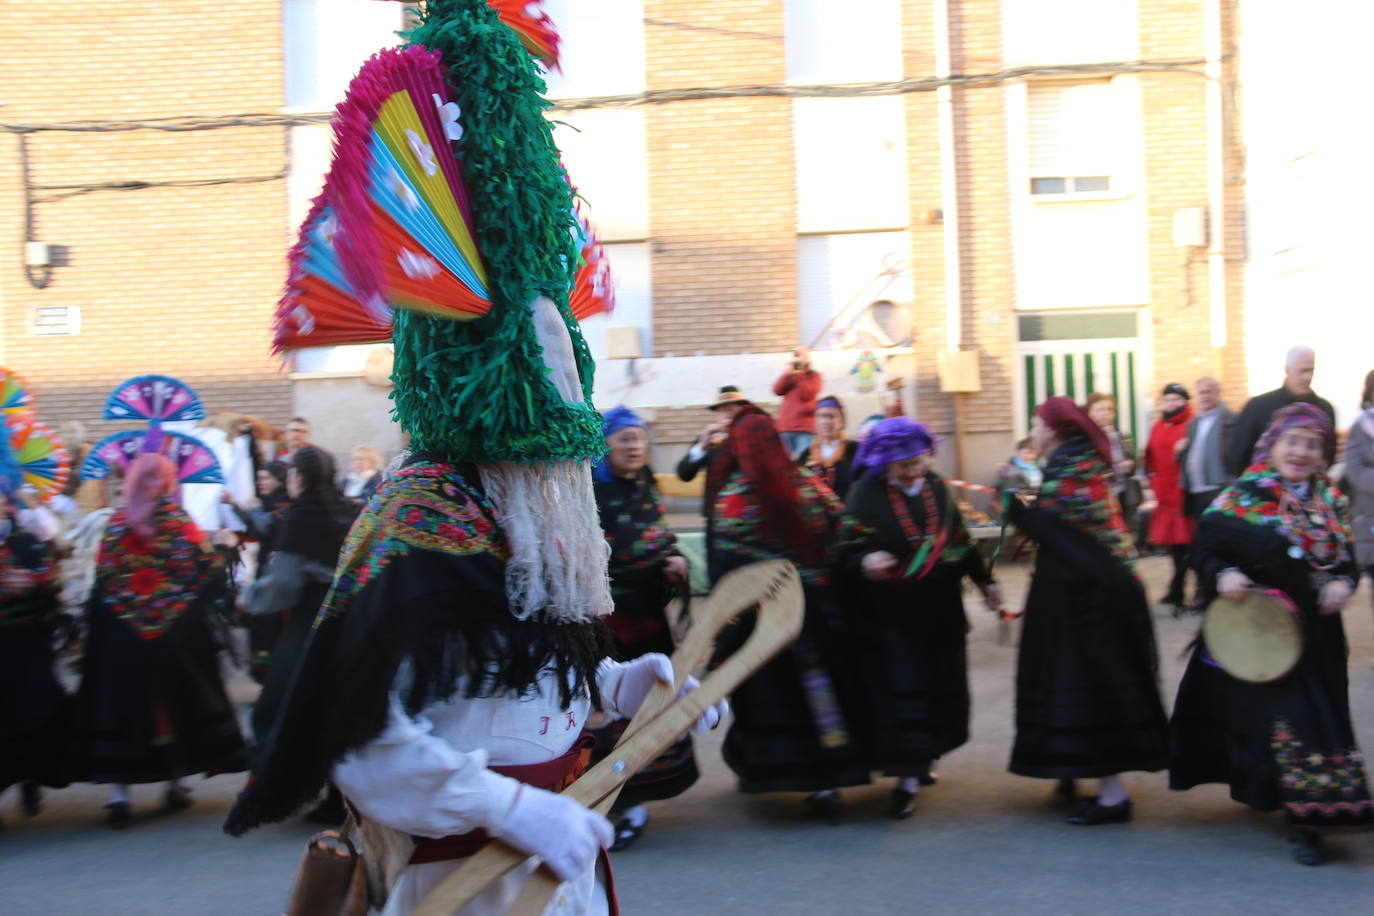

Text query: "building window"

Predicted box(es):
[784, 0, 902, 84]
[1027, 80, 1121, 198]
[796, 232, 912, 350]
[282, 0, 405, 110]
[551, 111, 649, 241]
[579, 242, 652, 361]
[540, 0, 645, 99]
[794, 97, 908, 232]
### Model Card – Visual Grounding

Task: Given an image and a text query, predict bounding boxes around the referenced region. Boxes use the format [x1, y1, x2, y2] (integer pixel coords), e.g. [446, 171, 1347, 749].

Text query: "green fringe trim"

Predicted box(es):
[391, 0, 605, 463]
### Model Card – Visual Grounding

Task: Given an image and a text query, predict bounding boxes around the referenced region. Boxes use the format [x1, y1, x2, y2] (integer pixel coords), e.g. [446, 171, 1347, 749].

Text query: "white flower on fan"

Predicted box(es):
[432, 93, 464, 142]
[406, 129, 438, 176]
[386, 169, 420, 211]
[398, 248, 441, 280]
[289, 304, 316, 335]
[317, 213, 338, 245]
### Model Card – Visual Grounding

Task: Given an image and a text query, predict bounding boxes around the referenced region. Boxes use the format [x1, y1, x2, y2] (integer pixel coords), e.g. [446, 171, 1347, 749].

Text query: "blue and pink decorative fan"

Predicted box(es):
[80, 375, 223, 485]
[0, 368, 71, 501]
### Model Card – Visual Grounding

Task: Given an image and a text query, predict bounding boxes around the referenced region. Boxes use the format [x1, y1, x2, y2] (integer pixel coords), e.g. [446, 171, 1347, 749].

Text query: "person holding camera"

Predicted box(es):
[774, 347, 822, 460]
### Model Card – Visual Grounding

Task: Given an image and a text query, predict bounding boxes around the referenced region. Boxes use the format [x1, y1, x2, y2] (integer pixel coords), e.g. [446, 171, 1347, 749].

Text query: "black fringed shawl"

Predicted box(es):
[224, 456, 609, 835]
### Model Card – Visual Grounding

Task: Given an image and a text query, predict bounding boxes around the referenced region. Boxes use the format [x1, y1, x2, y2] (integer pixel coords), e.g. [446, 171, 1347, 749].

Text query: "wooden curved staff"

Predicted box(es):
[413, 559, 804, 916]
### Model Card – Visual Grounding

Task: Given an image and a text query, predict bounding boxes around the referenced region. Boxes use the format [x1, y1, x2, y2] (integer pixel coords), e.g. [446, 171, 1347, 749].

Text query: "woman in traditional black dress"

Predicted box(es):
[75, 453, 247, 826]
[1170, 404, 1372, 864]
[591, 406, 695, 849]
[0, 487, 70, 823]
[837, 418, 1003, 818]
[708, 405, 871, 820]
[1008, 397, 1169, 825]
[800, 395, 860, 500]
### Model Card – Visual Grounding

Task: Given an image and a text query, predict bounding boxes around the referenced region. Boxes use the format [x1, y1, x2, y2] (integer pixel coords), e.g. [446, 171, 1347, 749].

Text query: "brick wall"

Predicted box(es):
[0, 2, 291, 436]
[643, 2, 799, 358]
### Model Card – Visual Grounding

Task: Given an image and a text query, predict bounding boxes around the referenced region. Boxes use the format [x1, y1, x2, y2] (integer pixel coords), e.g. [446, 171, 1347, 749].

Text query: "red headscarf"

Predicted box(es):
[122, 453, 179, 541]
[706, 405, 824, 563]
[1035, 396, 1112, 466]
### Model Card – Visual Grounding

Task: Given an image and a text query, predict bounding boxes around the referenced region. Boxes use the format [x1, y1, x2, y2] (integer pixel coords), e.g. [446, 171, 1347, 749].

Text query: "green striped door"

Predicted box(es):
[1014, 311, 1145, 440]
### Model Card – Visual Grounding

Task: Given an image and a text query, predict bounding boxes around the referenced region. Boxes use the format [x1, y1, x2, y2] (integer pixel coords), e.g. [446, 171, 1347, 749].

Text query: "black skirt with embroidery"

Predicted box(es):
[1169, 514, 1373, 830]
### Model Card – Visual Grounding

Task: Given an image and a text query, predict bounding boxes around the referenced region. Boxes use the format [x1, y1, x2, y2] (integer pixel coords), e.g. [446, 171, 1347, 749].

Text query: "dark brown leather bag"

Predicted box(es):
[284, 815, 369, 916]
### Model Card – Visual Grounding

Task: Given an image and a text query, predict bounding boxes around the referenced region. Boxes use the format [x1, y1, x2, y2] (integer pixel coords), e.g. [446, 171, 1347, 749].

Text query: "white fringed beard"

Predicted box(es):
[477, 459, 613, 623]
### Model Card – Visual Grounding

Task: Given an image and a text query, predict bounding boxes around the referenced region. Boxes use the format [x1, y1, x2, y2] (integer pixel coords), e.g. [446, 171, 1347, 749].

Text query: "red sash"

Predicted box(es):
[410, 733, 594, 864]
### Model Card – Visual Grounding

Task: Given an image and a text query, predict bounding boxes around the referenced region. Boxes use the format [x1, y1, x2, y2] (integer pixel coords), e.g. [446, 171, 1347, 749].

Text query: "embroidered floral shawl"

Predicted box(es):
[1205, 463, 1352, 569]
[97, 497, 223, 639]
[1037, 435, 1137, 568]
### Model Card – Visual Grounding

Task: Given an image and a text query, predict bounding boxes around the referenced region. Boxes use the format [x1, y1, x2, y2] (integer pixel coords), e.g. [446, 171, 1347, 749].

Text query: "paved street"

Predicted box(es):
[4, 556, 1374, 914]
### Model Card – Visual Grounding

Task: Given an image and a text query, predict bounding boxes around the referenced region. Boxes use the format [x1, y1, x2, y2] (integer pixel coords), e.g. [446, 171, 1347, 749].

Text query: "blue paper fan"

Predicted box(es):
[102, 374, 206, 424]
[81, 429, 224, 485]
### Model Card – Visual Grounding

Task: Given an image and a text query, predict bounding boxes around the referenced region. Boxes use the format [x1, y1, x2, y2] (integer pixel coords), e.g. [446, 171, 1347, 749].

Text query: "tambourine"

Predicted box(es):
[1202, 587, 1302, 683]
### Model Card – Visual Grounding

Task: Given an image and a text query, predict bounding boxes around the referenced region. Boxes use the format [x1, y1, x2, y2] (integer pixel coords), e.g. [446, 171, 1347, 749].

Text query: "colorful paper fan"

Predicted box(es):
[8, 419, 70, 499]
[275, 197, 395, 351]
[488, 0, 562, 70]
[0, 368, 35, 420]
[81, 429, 223, 486]
[568, 202, 616, 321]
[103, 374, 206, 424]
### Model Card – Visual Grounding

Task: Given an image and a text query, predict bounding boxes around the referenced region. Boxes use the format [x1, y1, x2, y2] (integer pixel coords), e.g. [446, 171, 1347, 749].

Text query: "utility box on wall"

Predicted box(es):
[604, 326, 643, 360]
[937, 349, 982, 393]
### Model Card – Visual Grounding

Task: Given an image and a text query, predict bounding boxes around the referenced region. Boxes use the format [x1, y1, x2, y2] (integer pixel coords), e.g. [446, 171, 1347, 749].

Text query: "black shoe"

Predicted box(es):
[1066, 799, 1132, 825]
[803, 791, 842, 825]
[609, 817, 645, 852]
[163, 786, 193, 812]
[105, 801, 132, 828]
[1053, 779, 1078, 804]
[918, 769, 939, 787]
[20, 781, 41, 818]
[888, 789, 917, 820]
[1291, 829, 1325, 866]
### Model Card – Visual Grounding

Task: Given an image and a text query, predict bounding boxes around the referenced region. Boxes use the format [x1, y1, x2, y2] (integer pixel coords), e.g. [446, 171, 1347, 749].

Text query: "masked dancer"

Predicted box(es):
[1169, 404, 1371, 864]
[224, 4, 724, 913]
[1008, 397, 1168, 825]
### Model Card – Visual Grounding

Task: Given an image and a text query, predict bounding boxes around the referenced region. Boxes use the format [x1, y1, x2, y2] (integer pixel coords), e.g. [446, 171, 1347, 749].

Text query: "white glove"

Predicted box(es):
[490, 784, 613, 883]
[598, 655, 729, 734]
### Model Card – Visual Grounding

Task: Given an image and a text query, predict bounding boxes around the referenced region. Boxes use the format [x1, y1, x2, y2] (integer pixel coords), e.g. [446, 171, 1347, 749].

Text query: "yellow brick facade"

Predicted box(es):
[0, 2, 291, 438]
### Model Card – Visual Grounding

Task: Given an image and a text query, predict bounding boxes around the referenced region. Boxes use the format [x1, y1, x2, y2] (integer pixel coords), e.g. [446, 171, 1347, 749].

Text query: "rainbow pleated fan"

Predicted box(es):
[276, 45, 492, 352]
[488, 0, 562, 70]
[81, 374, 223, 486]
[0, 368, 34, 420]
[3, 419, 70, 499]
[568, 201, 615, 321]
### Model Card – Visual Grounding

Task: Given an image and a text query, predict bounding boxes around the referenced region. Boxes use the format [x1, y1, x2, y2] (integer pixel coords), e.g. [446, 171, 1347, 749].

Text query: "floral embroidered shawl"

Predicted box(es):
[97, 496, 223, 639]
[1037, 435, 1137, 568]
[1205, 463, 1352, 569]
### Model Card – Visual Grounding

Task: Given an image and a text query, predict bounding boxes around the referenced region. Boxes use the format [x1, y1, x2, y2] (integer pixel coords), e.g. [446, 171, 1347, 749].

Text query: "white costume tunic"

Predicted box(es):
[333, 669, 609, 916]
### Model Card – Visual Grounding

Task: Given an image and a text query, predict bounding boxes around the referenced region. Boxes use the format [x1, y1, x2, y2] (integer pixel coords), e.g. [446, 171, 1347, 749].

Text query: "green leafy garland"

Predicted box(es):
[391, 0, 605, 463]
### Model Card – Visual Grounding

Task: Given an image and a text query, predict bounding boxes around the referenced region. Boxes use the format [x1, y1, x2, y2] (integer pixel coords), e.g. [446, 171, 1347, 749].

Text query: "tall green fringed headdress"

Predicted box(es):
[392, 0, 602, 462]
[273, 0, 606, 463]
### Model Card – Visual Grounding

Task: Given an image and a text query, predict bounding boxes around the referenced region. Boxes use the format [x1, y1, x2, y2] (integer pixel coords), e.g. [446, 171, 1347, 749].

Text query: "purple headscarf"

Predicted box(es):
[853, 417, 938, 477]
[1251, 402, 1335, 466]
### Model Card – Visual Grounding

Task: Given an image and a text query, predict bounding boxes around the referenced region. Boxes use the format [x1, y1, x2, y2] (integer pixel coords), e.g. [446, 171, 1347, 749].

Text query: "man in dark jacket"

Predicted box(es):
[1226, 346, 1335, 475]
[677, 385, 750, 517]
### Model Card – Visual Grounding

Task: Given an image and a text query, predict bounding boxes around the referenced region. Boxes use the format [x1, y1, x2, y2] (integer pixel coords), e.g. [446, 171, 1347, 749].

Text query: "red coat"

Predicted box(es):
[1144, 406, 1194, 546]
[772, 370, 822, 433]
